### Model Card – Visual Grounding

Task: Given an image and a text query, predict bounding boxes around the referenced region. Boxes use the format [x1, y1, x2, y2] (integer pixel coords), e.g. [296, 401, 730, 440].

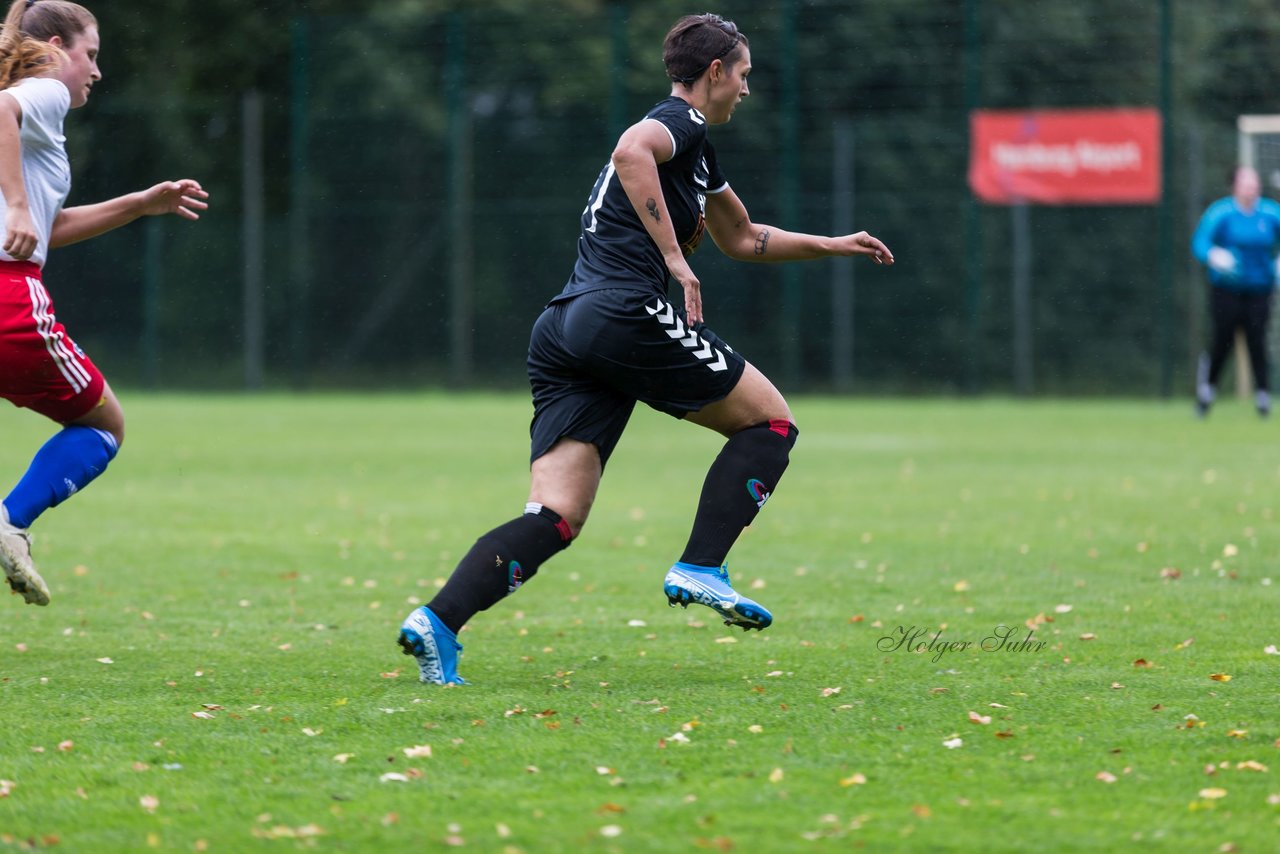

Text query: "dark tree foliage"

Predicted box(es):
[46, 0, 1280, 392]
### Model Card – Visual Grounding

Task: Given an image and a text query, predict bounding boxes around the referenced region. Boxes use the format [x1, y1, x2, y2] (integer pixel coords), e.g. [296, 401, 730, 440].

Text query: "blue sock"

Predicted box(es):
[3, 426, 119, 529]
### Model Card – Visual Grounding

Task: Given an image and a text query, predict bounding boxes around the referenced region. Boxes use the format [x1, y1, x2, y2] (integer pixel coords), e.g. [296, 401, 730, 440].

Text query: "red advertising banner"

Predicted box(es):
[968, 108, 1162, 205]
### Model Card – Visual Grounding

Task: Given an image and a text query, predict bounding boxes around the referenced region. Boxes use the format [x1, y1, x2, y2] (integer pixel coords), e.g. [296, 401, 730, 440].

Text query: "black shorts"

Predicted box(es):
[527, 288, 747, 466]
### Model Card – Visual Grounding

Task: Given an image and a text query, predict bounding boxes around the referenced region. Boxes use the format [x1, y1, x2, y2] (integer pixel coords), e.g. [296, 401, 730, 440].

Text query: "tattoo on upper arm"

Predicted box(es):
[734, 216, 747, 230]
[646, 198, 661, 223]
[754, 228, 771, 256]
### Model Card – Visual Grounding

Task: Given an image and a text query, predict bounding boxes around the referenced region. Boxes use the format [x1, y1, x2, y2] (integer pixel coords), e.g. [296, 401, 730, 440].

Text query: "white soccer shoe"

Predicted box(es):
[1, 507, 49, 606]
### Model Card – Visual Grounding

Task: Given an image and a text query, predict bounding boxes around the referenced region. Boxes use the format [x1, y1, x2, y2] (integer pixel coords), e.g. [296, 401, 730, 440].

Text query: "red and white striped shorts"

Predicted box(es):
[0, 260, 105, 423]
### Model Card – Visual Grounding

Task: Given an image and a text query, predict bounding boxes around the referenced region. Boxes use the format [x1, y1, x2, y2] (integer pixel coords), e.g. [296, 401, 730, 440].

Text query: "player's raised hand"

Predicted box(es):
[139, 179, 209, 220]
[837, 231, 894, 265]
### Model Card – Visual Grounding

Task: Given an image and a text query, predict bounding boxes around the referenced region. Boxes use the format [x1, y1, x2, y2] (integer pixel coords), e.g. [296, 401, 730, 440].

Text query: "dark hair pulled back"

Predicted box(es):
[663, 13, 747, 86]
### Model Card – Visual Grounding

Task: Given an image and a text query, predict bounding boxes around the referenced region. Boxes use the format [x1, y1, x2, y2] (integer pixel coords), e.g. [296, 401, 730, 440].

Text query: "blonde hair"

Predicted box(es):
[0, 0, 96, 90]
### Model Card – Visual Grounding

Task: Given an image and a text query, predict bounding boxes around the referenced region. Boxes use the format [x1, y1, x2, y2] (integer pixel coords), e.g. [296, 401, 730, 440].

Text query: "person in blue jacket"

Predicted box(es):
[1191, 166, 1280, 417]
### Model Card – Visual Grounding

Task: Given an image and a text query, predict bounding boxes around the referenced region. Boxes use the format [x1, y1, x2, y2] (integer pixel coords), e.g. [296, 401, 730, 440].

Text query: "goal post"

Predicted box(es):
[1237, 114, 1280, 180]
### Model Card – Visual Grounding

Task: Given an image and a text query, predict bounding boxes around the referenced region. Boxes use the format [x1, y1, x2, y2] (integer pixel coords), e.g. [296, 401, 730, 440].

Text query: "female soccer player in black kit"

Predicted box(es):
[399, 13, 894, 684]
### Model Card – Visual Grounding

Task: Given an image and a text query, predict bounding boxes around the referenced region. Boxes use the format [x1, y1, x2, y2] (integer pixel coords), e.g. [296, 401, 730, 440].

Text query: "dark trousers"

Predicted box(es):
[1206, 288, 1273, 392]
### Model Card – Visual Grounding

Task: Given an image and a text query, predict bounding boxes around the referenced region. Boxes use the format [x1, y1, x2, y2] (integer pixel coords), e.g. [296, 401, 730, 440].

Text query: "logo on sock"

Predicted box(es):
[746, 478, 770, 509]
[508, 560, 524, 595]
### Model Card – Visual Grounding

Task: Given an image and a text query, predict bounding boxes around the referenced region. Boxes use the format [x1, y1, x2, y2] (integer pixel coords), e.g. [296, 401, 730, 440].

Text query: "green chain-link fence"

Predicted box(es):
[44, 1, 1268, 395]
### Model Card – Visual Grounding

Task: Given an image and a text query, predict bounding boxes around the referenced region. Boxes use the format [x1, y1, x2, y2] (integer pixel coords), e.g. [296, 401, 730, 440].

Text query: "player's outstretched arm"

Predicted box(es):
[49, 179, 209, 249]
[705, 186, 893, 266]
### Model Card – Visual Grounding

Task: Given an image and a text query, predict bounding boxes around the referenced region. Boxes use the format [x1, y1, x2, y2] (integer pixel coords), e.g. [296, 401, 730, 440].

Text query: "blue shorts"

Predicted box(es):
[527, 288, 746, 466]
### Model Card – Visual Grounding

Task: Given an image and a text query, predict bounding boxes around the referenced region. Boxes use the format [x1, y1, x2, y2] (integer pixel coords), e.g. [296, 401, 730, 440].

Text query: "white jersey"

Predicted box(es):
[0, 77, 71, 268]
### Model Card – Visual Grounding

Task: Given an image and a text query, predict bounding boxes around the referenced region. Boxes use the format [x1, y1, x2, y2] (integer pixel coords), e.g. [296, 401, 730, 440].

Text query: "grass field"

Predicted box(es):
[2, 393, 1277, 851]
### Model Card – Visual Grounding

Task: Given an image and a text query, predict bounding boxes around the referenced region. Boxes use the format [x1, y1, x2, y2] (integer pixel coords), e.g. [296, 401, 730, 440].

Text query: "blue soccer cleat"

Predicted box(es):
[663, 562, 772, 631]
[397, 606, 467, 685]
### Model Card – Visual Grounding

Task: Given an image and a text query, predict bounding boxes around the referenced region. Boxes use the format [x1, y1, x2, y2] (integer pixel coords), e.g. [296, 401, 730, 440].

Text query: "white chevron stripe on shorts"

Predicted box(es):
[26, 275, 90, 393]
[645, 299, 728, 372]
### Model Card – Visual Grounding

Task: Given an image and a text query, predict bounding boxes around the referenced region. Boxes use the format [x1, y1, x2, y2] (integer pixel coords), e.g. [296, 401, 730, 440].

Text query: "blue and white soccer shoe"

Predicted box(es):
[398, 606, 467, 685]
[663, 562, 773, 631]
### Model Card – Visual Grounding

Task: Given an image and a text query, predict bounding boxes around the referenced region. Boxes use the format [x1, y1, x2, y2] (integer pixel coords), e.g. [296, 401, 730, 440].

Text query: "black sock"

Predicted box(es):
[427, 504, 573, 633]
[679, 420, 798, 568]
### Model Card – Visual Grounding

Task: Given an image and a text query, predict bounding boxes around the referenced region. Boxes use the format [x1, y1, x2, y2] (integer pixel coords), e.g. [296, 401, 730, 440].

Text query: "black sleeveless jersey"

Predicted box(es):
[552, 97, 729, 304]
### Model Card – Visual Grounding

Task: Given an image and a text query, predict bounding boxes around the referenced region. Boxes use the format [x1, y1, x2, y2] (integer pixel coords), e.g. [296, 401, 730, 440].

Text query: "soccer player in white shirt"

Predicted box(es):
[0, 0, 209, 606]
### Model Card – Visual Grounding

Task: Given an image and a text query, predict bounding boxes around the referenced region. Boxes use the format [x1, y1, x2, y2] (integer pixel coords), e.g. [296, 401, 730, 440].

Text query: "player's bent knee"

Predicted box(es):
[526, 488, 593, 537]
[557, 519, 587, 540]
[765, 418, 800, 449]
[540, 503, 588, 540]
[488, 504, 577, 598]
[72, 400, 125, 449]
[106, 424, 125, 450]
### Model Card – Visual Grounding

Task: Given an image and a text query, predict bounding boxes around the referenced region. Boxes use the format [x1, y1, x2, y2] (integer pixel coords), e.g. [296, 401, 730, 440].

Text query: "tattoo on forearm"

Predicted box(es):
[646, 198, 661, 223]
[754, 228, 771, 256]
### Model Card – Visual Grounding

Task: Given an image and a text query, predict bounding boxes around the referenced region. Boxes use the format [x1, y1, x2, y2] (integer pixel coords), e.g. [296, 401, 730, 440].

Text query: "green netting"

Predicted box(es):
[40, 1, 1272, 394]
